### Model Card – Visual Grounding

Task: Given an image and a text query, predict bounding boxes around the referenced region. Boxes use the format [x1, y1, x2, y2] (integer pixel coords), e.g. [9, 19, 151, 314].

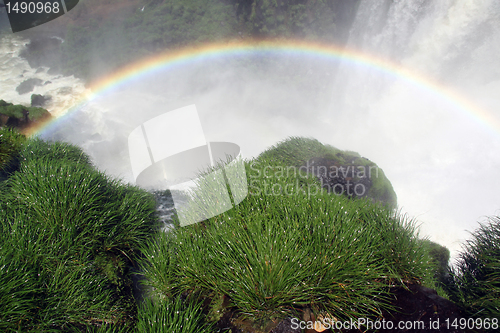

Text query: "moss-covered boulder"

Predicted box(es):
[0, 99, 51, 129]
[139, 137, 435, 333]
[256, 136, 397, 208]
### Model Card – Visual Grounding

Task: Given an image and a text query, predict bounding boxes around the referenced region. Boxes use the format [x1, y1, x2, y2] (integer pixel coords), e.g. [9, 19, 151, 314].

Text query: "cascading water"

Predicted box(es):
[330, 0, 500, 257]
[0, 0, 499, 258]
[0, 34, 87, 113]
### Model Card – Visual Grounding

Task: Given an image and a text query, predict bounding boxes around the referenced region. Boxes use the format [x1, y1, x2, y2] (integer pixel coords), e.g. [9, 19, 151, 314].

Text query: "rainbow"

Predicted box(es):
[32, 38, 500, 136]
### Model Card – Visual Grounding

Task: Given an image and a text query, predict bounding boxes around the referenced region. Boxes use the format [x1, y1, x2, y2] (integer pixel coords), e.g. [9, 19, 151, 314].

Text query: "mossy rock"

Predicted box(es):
[0, 99, 51, 129]
[256, 136, 397, 208]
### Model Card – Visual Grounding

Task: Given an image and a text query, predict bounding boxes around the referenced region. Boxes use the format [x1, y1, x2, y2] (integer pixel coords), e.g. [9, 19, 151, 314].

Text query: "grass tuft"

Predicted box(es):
[445, 216, 500, 318]
[0, 127, 26, 175]
[140, 156, 434, 330]
[0, 136, 158, 331]
[136, 295, 213, 333]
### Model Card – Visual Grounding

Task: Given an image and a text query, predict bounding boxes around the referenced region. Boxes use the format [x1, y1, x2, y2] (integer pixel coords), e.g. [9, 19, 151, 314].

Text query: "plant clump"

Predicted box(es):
[139, 138, 435, 332]
[445, 217, 500, 318]
[0, 127, 26, 176]
[0, 137, 158, 331]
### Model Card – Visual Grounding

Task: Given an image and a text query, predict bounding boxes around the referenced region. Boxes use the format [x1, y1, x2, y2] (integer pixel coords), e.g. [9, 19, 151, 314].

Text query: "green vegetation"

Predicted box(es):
[445, 217, 500, 318]
[22, 0, 359, 81]
[0, 99, 51, 128]
[0, 127, 26, 176]
[237, 0, 344, 41]
[136, 295, 213, 332]
[0, 134, 457, 331]
[257, 137, 397, 208]
[0, 137, 158, 331]
[139, 138, 435, 332]
[422, 239, 451, 285]
[58, 0, 241, 79]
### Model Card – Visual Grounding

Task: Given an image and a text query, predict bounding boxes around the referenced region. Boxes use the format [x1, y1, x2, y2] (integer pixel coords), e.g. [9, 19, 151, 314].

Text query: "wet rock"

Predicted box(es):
[15, 78, 43, 94]
[306, 157, 373, 200]
[58, 87, 73, 95]
[376, 284, 466, 333]
[19, 35, 63, 73]
[270, 317, 302, 333]
[31, 94, 51, 107]
[211, 284, 467, 333]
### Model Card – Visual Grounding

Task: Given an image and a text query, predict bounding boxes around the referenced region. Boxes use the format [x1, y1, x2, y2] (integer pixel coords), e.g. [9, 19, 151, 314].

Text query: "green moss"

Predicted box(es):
[0, 137, 158, 331]
[0, 99, 51, 124]
[27, 106, 51, 121]
[257, 136, 397, 208]
[140, 148, 434, 330]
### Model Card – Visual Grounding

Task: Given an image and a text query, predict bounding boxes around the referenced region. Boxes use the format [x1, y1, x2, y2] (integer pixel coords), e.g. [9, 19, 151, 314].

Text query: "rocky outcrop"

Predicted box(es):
[212, 284, 465, 333]
[305, 155, 397, 208]
[256, 137, 397, 208]
[375, 284, 466, 333]
[0, 99, 51, 129]
[306, 156, 373, 199]
[31, 93, 52, 107]
[15, 78, 44, 94]
[18, 36, 64, 74]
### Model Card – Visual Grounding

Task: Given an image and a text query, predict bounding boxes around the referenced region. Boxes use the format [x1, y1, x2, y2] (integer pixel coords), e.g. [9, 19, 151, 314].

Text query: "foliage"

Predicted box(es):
[445, 217, 500, 318]
[257, 136, 397, 208]
[0, 99, 51, 126]
[238, 0, 339, 41]
[421, 239, 450, 286]
[139, 144, 434, 331]
[136, 295, 213, 332]
[19, 138, 94, 166]
[0, 127, 26, 175]
[0, 138, 158, 331]
[59, 0, 240, 80]
[0, 135, 445, 331]
[37, 0, 361, 81]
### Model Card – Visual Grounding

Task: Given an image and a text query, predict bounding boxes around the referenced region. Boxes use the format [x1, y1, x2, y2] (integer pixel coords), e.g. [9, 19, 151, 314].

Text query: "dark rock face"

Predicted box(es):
[18, 36, 63, 74]
[306, 156, 373, 200]
[270, 317, 302, 333]
[376, 284, 466, 333]
[0, 100, 51, 130]
[15, 78, 43, 94]
[213, 284, 466, 333]
[31, 94, 52, 107]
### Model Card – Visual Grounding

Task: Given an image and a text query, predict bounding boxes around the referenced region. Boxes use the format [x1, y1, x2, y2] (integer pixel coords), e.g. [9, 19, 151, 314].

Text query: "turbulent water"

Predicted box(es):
[1, 0, 500, 258]
[330, 0, 500, 258]
[0, 35, 87, 114]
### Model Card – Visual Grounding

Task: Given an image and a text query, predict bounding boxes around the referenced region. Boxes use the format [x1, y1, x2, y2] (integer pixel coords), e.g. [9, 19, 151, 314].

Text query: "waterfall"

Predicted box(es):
[0, 34, 87, 115]
[330, 0, 500, 257]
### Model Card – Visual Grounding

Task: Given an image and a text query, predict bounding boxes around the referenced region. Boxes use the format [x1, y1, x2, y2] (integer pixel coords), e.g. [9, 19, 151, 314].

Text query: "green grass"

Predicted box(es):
[0, 135, 447, 331]
[0, 100, 51, 123]
[139, 154, 435, 331]
[136, 295, 213, 333]
[445, 217, 500, 318]
[0, 138, 158, 331]
[257, 136, 397, 208]
[0, 127, 26, 175]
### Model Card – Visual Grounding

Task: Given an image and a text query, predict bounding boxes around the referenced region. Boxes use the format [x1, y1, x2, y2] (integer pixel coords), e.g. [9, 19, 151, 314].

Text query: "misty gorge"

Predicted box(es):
[1, 0, 500, 332]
